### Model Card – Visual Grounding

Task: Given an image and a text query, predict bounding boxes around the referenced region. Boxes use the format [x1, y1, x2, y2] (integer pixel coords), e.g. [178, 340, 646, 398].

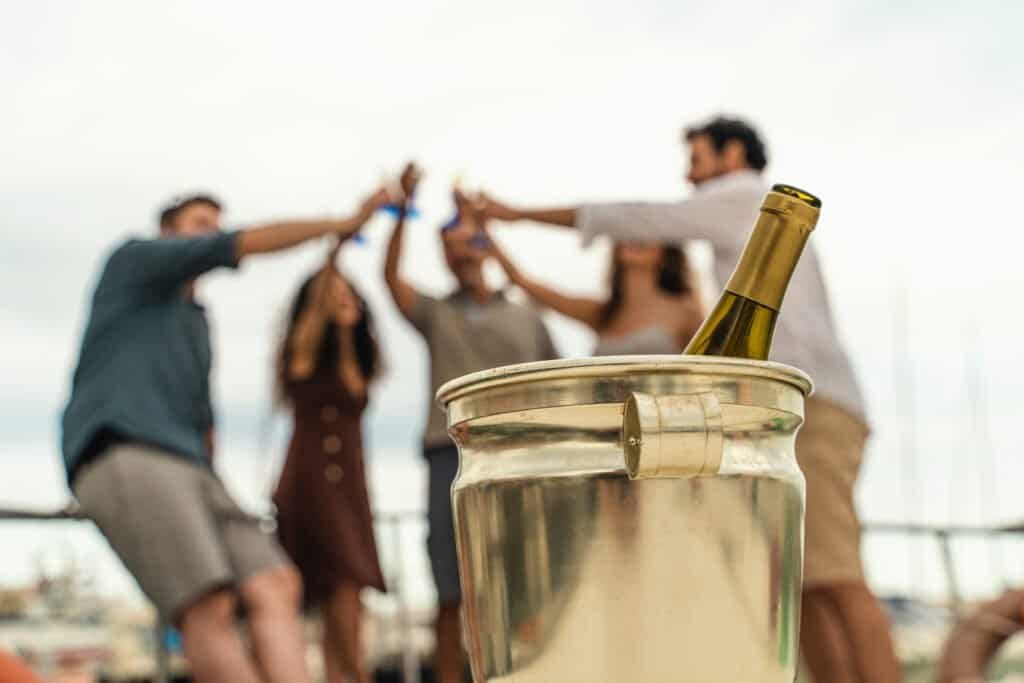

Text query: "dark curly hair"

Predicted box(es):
[684, 116, 768, 171]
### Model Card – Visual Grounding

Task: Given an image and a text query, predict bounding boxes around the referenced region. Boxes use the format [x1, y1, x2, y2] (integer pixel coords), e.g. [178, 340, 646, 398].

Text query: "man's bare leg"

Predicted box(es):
[801, 587, 859, 683]
[240, 565, 312, 683]
[802, 583, 902, 683]
[180, 589, 262, 683]
[435, 602, 465, 683]
[830, 583, 902, 683]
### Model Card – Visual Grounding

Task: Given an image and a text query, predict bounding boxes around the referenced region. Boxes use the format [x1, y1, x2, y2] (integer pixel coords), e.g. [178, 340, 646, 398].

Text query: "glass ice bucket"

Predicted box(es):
[437, 356, 812, 682]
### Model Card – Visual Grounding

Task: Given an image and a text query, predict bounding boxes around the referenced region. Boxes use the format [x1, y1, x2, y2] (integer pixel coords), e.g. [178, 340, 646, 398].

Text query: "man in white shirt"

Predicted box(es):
[478, 117, 901, 683]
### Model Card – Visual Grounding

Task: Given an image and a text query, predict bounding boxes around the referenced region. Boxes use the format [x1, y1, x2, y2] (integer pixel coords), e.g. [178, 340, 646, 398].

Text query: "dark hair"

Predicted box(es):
[276, 272, 380, 402]
[158, 194, 223, 230]
[599, 245, 691, 328]
[684, 116, 768, 171]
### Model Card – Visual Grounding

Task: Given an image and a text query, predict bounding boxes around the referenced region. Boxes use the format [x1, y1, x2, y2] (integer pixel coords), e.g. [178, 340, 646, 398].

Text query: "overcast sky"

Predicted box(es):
[3, 0, 1024, 597]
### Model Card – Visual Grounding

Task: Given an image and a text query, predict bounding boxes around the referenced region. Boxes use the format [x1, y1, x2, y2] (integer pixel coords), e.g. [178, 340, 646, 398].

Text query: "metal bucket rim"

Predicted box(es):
[437, 355, 813, 407]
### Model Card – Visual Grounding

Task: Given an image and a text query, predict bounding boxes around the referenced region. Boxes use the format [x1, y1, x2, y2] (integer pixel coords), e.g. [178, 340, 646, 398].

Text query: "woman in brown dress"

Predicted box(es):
[273, 240, 385, 683]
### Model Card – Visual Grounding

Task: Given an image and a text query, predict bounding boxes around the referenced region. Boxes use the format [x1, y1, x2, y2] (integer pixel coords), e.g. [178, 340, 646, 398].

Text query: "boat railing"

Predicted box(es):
[0, 504, 427, 683]
[4, 504, 1024, 682]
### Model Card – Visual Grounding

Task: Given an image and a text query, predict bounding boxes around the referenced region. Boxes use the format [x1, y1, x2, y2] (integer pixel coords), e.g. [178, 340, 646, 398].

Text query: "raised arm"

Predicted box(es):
[383, 163, 422, 321]
[574, 196, 755, 245]
[107, 187, 389, 294]
[236, 188, 389, 258]
[335, 327, 367, 401]
[479, 188, 759, 247]
[477, 193, 578, 228]
[262, 188, 389, 379]
[287, 247, 338, 379]
[487, 232, 603, 330]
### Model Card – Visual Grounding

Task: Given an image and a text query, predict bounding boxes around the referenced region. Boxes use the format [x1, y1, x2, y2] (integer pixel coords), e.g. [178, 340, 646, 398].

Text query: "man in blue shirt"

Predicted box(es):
[63, 188, 387, 683]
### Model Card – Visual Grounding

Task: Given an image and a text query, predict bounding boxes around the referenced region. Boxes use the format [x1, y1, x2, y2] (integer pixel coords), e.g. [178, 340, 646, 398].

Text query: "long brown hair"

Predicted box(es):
[275, 272, 380, 403]
[598, 245, 691, 328]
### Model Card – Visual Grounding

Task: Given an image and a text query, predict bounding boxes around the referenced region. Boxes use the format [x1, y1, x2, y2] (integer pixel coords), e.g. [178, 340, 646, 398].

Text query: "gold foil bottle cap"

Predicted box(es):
[725, 184, 821, 310]
[772, 184, 821, 208]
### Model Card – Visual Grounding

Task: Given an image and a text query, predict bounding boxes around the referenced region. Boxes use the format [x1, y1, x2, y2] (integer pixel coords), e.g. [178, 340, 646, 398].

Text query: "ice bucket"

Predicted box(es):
[437, 356, 812, 682]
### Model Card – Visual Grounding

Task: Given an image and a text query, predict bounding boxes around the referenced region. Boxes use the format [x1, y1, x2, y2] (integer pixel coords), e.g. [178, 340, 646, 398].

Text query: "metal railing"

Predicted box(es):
[864, 521, 1024, 617]
[6, 503, 1024, 681]
[0, 504, 426, 683]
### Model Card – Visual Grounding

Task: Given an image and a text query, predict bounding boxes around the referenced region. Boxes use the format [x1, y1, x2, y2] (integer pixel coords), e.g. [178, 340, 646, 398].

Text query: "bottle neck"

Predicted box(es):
[724, 199, 814, 311]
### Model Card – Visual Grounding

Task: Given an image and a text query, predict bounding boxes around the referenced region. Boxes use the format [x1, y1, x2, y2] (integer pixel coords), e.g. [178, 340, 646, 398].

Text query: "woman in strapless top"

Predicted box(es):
[487, 234, 705, 355]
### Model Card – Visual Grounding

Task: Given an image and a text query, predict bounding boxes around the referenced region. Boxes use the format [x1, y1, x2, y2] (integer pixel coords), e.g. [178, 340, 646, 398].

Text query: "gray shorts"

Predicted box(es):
[73, 444, 289, 621]
[426, 444, 462, 606]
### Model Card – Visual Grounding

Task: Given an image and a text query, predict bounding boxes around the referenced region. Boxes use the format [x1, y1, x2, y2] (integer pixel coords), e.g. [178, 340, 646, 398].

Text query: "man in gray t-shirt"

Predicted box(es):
[63, 188, 388, 683]
[384, 177, 557, 683]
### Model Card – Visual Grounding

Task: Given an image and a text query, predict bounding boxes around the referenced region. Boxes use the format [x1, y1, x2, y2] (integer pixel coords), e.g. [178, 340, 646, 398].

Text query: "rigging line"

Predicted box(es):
[892, 274, 927, 597]
[962, 317, 1008, 590]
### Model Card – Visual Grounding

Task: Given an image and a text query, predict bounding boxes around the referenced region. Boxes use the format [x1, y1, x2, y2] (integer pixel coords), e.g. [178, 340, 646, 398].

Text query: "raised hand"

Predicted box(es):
[360, 187, 392, 217]
[399, 162, 422, 200]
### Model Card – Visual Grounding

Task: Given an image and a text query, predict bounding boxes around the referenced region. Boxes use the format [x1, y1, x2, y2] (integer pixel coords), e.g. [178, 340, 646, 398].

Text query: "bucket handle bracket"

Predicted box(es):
[622, 391, 724, 480]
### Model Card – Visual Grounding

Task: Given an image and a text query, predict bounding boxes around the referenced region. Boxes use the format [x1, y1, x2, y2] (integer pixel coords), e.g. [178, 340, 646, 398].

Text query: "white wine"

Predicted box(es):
[683, 184, 820, 359]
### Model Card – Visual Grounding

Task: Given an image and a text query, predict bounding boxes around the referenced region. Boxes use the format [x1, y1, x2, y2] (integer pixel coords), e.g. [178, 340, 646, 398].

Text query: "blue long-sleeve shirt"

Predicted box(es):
[61, 231, 239, 481]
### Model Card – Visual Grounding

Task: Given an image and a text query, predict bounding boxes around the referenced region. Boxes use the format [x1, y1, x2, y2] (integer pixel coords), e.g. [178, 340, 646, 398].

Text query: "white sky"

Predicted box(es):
[2, 0, 1024, 597]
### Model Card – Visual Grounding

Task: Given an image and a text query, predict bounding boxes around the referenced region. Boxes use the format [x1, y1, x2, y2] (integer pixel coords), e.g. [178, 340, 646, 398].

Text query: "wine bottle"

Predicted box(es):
[683, 184, 821, 360]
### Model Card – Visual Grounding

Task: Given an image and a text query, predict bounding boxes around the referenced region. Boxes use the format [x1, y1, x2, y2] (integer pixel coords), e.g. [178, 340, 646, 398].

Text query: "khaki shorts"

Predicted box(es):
[74, 444, 288, 620]
[796, 398, 870, 587]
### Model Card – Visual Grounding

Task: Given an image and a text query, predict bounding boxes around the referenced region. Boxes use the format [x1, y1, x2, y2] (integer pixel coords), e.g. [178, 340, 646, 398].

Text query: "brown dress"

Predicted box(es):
[273, 374, 386, 604]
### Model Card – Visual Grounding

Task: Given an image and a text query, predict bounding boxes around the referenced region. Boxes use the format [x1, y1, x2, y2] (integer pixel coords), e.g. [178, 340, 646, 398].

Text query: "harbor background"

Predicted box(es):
[3, 0, 1024, 678]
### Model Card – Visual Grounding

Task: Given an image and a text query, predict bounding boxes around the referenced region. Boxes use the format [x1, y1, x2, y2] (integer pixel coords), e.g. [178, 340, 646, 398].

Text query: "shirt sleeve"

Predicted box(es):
[577, 193, 760, 249]
[104, 231, 240, 293]
[407, 292, 441, 336]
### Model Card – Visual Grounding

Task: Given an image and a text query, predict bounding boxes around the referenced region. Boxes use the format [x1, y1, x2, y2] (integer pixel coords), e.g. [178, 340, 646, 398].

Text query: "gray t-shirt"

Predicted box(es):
[62, 231, 239, 480]
[409, 290, 558, 449]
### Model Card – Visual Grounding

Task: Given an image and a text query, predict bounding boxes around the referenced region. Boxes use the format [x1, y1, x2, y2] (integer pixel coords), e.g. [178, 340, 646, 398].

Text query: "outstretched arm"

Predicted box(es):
[384, 164, 422, 321]
[477, 193, 578, 229]
[478, 189, 758, 247]
[236, 188, 388, 258]
[487, 232, 603, 330]
[107, 187, 389, 293]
